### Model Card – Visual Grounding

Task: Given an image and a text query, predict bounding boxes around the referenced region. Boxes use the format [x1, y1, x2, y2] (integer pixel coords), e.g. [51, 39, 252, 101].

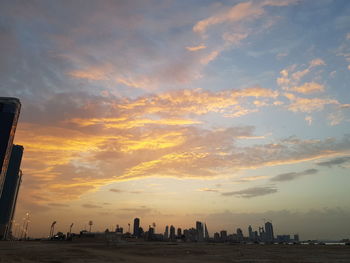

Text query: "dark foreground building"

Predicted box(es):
[0, 145, 24, 240]
[0, 98, 21, 197]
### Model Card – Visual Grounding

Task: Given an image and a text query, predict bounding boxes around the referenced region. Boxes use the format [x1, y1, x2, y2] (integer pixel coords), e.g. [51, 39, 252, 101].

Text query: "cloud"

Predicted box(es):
[317, 156, 350, 167]
[270, 169, 318, 182]
[235, 175, 270, 182]
[82, 204, 102, 209]
[193, 2, 262, 34]
[309, 58, 326, 67]
[286, 96, 339, 113]
[198, 188, 219, 193]
[47, 203, 70, 207]
[193, 1, 296, 34]
[200, 50, 219, 65]
[277, 59, 326, 89]
[186, 45, 206, 51]
[289, 82, 325, 94]
[109, 188, 123, 193]
[221, 186, 278, 198]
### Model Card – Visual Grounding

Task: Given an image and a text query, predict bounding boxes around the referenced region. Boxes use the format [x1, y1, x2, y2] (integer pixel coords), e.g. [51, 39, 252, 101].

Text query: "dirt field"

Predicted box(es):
[0, 241, 349, 263]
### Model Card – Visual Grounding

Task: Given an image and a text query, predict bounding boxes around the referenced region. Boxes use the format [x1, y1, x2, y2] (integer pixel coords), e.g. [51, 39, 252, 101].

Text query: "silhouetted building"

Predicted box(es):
[196, 221, 204, 242]
[277, 234, 290, 243]
[0, 145, 23, 240]
[293, 234, 299, 242]
[248, 225, 253, 240]
[133, 218, 140, 237]
[265, 222, 274, 243]
[220, 230, 227, 242]
[214, 232, 220, 242]
[204, 223, 209, 240]
[164, 225, 169, 240]
[236, 228, 243, 242]
[184, 228, 197, 242]
[0, 98, 21, 197]
[115, 225, 123, 234]
[177, 227, 182, 237]
[169, 225, 175, 241]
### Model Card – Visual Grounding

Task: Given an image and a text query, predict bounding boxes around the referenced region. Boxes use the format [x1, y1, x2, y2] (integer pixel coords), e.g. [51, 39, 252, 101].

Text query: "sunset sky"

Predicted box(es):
[1, 0, 350, 240]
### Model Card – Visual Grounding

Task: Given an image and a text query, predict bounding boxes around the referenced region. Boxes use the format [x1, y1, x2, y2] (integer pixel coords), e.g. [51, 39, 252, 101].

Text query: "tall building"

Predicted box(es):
[0, 145, 23, 240]
[177, 227, 182, 237]
[133, 218, 140, 237]
[196, 221, 204, 242]
[248, 225, 253, 240]
[169, 225, 175, 241]
[0, 98, 21, 197]
[220, 230, 227, 242]
[265, 222, 274, 243]
[236, 228, 243, 242]
[164, 225, 169, 239]
[204, 223, 209, 240]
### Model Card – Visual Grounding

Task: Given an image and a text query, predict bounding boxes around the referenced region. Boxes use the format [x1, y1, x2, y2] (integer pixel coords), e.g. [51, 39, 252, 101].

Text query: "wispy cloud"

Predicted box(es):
[82, 204, 102, 209]
[186, 45, 207, 51]
[317, 156, 350, 167]
[198, 188, 220, 193]
[289, 82, 325, 94]
[221, 186, 278, 198]
[270, 169, 318, 182]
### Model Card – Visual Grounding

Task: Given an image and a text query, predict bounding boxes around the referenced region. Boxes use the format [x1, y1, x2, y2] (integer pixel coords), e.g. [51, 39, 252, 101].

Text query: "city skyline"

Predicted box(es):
[0, 0, 349, 240]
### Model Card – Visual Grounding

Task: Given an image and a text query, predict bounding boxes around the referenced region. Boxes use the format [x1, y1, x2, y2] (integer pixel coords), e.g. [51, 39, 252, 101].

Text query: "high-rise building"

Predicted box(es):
[265, 222, 274, 243]
[196, 221, 204, 242]
[0, 98, 21, 197]
[133, 218, 140, 237]
[177, 227, 182, 237]
[236, 228, 243, 242]
[248, 225, 253, 240]
[164, 225, 169, 239]
[169, 225, 175, 241]
[213, 232, 220, 242]
[220, 230, 227, 242]
[0, 145, 23, 240]
[204, 223, 209, 240]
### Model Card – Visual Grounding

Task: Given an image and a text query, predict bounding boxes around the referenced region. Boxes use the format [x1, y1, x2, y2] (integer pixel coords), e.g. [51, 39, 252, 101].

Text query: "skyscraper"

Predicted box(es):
[133, 218, 140, 237]
[0, 98, 21, 197]
[236, 228, 243, 242]
[169, 225, 175, 241]
[177, 227, 182, 237]
[164, 225, 169, 239]
[204, 223, 209, 240]
[248, 225, 253, 240]
[196, 221, 204, 242]
[265, 222, 274, 243]
[0, 145, 23, 240]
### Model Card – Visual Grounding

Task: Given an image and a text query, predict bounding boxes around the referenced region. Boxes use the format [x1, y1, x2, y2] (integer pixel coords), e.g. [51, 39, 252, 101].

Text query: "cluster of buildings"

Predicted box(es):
[102, 218, 299, 244]
[0, 97, 24, 240]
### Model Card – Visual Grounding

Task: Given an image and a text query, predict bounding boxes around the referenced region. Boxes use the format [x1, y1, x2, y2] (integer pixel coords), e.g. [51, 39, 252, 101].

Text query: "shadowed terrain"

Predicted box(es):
[0, 241, 349, 263]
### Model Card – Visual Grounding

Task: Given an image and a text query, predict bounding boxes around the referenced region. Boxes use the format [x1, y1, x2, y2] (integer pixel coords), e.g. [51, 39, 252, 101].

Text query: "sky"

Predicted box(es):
[1, 0, 350, 240]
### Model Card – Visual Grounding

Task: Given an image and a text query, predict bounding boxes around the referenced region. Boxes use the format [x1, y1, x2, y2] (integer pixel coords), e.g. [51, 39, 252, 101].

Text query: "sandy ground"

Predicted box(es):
[0, 241, 349, 263]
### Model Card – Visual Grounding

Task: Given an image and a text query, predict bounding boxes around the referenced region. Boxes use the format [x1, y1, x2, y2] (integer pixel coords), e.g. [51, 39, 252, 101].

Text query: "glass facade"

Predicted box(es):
[0, 98, 21, 197]
[0, 145, 23, 240]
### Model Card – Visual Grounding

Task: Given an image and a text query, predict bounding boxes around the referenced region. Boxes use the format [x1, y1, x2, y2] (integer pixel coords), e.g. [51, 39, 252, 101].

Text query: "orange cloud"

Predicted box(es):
[193, 0, 297, 34]
[289, 82, 325, 94]
[286, 97, 339, 113]
[193, 2, 263, 34]
[186, 45, 207, 51]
